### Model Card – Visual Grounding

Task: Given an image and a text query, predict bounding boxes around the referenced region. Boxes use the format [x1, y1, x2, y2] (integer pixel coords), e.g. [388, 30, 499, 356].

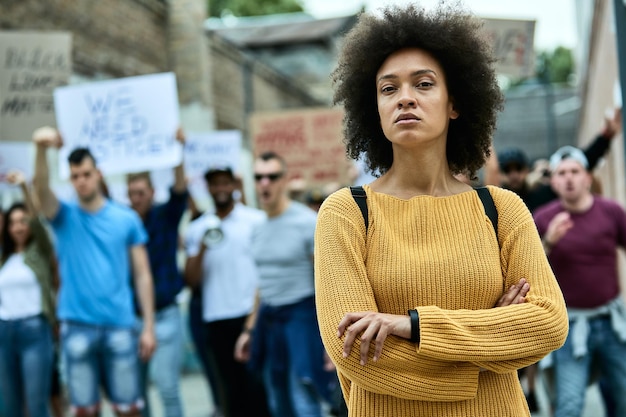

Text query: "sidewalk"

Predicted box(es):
[101, 370, 606, 417]
[529, 374, 605, 417]
[102, 372, 214, 417]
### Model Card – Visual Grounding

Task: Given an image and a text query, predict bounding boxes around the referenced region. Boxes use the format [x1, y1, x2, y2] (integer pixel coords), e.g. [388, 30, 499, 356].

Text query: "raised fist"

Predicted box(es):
[32, 126, 63, 148]
[6, 170, 26, 186]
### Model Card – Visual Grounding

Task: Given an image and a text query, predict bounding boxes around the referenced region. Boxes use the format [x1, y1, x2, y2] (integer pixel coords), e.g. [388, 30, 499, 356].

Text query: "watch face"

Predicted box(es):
[203, 227, 224, 247]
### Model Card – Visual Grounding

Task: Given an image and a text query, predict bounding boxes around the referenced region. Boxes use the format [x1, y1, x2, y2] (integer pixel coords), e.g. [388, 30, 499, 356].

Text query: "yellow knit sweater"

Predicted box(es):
[314, 185, 568, 417]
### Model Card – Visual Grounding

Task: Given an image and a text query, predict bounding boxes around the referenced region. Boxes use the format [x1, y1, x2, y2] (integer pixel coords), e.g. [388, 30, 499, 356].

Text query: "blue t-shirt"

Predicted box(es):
[51, 200, 148, 327]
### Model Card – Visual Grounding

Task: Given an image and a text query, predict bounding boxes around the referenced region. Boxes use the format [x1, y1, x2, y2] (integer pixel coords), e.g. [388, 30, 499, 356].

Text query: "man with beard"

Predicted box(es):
[534, 146, 626, 417]
[184, 167, 269, 417]
[500, 108, 622, 213]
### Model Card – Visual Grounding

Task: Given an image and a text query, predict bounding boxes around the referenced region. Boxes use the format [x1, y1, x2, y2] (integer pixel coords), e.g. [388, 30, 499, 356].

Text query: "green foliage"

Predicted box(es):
[508, 46, 575, 89]
[209, 0, 304, 17]
[536, 46, 575, 83]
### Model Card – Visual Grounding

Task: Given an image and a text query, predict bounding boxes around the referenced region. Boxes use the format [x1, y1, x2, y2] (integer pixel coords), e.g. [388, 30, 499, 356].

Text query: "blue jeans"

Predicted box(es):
[554, 316, 626, 417]
[61, 321, 142, 414]
[0, 315, 53, 417]
[140, 304, 184, 417]
[251, 297, 335, 417]
[262, 364, 324, 417]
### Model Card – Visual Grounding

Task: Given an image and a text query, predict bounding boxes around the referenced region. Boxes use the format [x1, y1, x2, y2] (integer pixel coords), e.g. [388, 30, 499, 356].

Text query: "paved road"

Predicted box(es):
[530, 374, 605, 417]
[100, 373, 214, 417]
[100, 370, 606, 417]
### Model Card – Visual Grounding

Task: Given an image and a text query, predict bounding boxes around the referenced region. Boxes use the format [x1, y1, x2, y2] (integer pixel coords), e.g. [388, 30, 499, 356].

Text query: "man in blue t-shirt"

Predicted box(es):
[127, 127, 187, 417]
[32, 127, 156, 417]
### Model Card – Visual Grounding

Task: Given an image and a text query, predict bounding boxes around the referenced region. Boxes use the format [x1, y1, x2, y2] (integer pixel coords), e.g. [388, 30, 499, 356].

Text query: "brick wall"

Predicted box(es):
[1, 0, 324, 145]
[209, 33, 321, 143]
[0, 0, 168, 77]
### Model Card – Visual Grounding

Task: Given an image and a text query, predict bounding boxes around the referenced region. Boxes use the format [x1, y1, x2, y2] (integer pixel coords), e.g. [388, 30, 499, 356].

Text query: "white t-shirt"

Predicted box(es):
[0, 253, 43, 320]
[185, 204, 266, 323]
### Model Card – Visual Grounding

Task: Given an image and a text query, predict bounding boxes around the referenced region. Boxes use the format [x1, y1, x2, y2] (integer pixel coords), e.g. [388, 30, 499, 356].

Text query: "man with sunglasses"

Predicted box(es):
[184, 166, 269, 417]
[235, 151, 336, 417]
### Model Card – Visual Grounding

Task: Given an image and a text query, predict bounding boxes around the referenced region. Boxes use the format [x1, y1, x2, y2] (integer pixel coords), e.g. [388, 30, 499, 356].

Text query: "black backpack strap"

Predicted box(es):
[350, 185, 497, 241]
[350, 186, 368, 232]
[474, 186, 498, 241]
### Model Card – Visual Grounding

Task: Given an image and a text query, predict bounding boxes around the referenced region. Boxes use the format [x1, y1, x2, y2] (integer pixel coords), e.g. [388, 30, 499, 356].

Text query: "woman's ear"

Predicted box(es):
[448, 98, 459, 120]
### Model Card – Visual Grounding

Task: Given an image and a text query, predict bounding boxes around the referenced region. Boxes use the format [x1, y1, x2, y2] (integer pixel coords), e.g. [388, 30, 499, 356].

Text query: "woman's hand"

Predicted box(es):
[338, 278, 530, 366]
[338, 311, 410, 365]
[6, 169, 26, 186]
[495, 278, 530, 307]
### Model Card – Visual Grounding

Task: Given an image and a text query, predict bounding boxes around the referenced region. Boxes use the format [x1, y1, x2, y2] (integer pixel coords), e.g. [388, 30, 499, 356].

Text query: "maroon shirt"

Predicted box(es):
[534, 196, 626, 309]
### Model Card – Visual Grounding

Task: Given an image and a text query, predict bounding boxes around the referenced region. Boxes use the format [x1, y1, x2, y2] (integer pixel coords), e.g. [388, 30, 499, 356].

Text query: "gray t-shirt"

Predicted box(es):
[252, 201, 317, 306]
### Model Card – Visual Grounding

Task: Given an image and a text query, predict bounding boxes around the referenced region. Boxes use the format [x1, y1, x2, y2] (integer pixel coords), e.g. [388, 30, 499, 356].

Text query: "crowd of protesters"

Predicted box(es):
[0, 125, 349, 417]
[1, 4, 625, 417]
[0, 114, 623, 417]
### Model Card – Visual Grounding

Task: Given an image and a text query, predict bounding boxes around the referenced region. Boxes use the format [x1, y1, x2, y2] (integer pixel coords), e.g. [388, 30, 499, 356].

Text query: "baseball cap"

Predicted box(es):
[549, 146, 588, 171]
[204, 166, 235, 182]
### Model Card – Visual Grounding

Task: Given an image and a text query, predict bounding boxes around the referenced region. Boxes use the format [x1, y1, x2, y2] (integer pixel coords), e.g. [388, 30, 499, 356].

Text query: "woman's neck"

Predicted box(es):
[370, 147, 471, 199]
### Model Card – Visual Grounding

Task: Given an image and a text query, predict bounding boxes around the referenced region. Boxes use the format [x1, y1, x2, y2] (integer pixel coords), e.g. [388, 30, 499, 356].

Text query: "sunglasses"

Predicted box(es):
[254, 172, 284, 182]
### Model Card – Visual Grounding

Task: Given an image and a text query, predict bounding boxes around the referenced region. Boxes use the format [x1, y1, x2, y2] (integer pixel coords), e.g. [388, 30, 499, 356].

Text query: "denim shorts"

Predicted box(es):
[60, 321, 143, 413]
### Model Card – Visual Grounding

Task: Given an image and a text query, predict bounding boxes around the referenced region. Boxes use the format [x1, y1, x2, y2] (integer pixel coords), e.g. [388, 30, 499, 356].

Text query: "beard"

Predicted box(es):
[214, 195, 234, 211]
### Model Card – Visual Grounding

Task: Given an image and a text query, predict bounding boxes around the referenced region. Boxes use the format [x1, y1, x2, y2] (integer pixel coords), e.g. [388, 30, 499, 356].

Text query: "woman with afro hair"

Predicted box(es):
[314, 3, 568, 416]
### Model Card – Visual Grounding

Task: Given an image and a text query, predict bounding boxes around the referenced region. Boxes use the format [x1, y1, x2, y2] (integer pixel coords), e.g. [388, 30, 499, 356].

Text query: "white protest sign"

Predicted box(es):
[146, 130, 243, 205]
[0, 142, 34, 207]
[0, 142, 33, 187]
[483, 18, 536, 78]
[54, 72, 181, 179]
[185, 130, 242, 177]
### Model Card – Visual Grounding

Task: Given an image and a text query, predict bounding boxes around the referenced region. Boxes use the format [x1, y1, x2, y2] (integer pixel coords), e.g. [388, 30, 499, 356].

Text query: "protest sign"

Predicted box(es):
[0, 142, 34, 191]
[0, 141, 33, 179]
[249, 108, 350, 187]
[146, 130, 243, 204]
[483, 18, 536, 78]
[0, 31, 72, 142]
[185, 129, 243, 205]
[185, 130, 242, 178]
[54, 72, 181, 179]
